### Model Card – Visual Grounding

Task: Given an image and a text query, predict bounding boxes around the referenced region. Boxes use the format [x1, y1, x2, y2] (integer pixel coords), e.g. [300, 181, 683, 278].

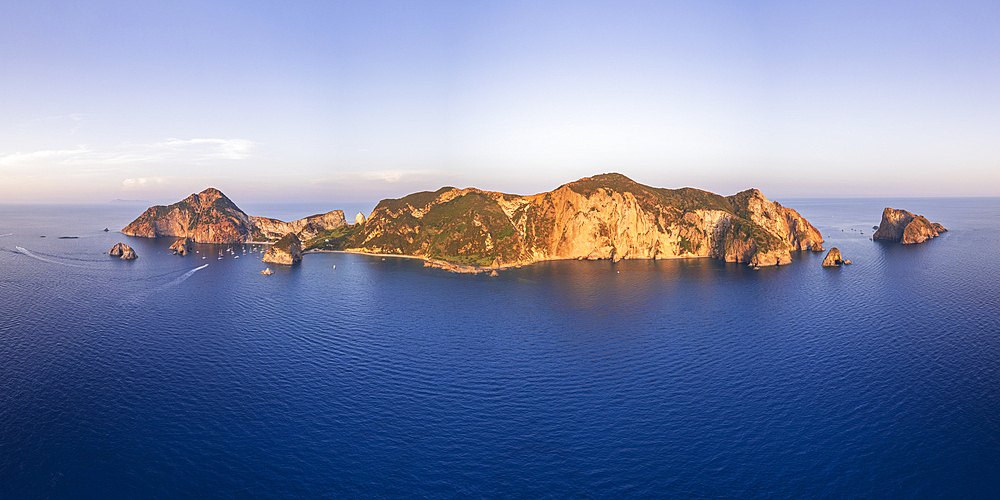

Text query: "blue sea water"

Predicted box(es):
[1, 198, 998, 499]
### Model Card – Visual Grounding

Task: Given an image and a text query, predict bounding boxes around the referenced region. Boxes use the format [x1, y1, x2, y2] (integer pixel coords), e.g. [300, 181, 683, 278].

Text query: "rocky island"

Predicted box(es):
[109, 243, 137, 260]
[262, 233, 303, 265]
[307, 173, 825, 269]
[169, 237, 192, 256]
[822, 248, 850, 267]
[121, 187, 346, 243]
[872, 208, 947, 244]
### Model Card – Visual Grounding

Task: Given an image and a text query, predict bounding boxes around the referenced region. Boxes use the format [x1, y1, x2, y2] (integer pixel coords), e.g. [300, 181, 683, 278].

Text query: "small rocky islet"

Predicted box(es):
[822, 248, 851, 267]
[108, 242, 137, 260]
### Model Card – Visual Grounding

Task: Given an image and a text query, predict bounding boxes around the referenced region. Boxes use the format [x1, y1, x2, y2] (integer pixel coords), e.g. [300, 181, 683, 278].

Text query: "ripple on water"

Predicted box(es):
[2, 200, 1000, 498]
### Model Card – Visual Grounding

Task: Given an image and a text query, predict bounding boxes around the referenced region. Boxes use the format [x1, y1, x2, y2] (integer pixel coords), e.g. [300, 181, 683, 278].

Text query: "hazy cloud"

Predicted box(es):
[0, 146, 93, 166]
[0, 138, 255, 167]
[312, 169, 452, 185]
[158, 138, 254, 160]
[121, 177, 168, 190]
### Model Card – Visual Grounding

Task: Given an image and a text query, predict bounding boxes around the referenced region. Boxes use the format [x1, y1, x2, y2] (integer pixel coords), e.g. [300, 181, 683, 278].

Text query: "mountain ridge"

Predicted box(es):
[121, 187, 346, 243]
[309, 173, 825, 268]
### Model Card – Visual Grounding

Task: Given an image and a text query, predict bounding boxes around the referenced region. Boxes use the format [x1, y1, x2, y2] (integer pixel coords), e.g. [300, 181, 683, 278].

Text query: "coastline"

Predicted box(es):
[306, 249, 501, 274]
[305, 248, 725, 274]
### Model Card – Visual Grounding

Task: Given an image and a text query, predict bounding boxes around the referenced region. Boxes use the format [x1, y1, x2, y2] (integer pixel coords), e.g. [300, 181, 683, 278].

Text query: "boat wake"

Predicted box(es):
[162, 264, 209, 288]
[0, 233, 12, 237]
[126, 264, 210, 304]
[14, 246, 89, 268]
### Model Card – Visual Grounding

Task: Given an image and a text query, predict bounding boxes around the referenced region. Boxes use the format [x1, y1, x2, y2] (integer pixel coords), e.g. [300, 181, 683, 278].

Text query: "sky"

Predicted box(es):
[1, 0, 998, 204]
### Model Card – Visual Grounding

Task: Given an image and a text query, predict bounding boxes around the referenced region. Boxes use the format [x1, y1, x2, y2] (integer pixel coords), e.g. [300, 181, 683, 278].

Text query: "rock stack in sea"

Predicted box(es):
[261, 233, 302, 265]
[169, 237, 192, 256]
[872, 208, 947, 244]
[355, 212, 366, 225]
[822, 247, 850, 267]
[109, 242, 138, 260]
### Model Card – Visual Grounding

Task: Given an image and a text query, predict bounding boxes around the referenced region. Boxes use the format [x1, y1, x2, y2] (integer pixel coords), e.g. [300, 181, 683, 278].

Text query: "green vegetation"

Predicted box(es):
[565, 173, 734, 216]
[727, 217, 784, 254]
[303, 225, 365, 251]
[375, 187, 454, 215]
[272, 232, 300, 251]
[327, 173, 793, 266]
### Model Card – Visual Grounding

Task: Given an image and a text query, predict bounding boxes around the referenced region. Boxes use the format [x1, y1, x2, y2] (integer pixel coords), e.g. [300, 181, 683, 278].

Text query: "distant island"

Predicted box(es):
[121, 174, 827, 269]
[109, 199, 152, 204]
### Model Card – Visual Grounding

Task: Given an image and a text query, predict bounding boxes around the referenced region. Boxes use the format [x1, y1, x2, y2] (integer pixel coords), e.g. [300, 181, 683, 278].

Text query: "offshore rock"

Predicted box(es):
[355, 212, 366, 225]
[122, 187, 346, 243]
[873, 208, 947, 244]
[261, 233, 302, 265]
[169, 237, 192, 256]
[822, 248, 846, 267]
[335, 173, 825, 268]
[109, 242, 137, 260]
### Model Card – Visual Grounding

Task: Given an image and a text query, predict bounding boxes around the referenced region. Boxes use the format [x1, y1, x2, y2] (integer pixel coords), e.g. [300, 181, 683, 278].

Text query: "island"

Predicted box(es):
[121, 187, 346, 243]
[872, 208, 947, 244]
[262, 233, 303, 265]
[121, 174, 827, 271]
[109, 243, 138, 260]
[307, 173, 825, 269]
[822, 248, 850, 267]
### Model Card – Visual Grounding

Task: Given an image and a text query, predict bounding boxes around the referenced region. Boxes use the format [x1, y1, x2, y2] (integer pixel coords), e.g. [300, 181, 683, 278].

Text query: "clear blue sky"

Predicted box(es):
[1, 0, 998, 203]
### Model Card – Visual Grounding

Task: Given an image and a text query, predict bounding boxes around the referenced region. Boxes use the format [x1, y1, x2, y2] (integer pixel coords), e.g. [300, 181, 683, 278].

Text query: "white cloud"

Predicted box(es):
[159, 138, 254, 160]
[121, 177, 167, 190]
[0, 138, 255, 167]
[0, 146, 92, 166]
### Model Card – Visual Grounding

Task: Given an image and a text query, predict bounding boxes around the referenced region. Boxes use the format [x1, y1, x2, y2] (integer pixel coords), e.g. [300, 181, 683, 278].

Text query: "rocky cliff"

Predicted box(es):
[310, 173, 824, 267]
[262, 233, 302, 265]
[251, 211, 348, 241]
[873, 208, 947, 244]
[121, 188, 346, 243]
[169, 237, 192, 256]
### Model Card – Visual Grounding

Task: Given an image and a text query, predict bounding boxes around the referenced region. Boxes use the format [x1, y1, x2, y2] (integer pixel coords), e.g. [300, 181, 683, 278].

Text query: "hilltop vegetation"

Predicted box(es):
[305, 173, 824, 268]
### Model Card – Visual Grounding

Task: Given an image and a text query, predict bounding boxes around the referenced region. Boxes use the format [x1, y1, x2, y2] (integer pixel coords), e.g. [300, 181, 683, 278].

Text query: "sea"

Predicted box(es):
[1, 198, 998, 499]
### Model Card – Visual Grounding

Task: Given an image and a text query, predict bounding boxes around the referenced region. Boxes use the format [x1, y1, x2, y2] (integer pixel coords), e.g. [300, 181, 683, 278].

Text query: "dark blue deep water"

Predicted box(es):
[1, 198, 999, 499]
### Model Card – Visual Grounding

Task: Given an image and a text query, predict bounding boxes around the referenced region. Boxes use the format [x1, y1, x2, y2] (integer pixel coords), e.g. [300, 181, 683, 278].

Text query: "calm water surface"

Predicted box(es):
[1, 198, 998, 498]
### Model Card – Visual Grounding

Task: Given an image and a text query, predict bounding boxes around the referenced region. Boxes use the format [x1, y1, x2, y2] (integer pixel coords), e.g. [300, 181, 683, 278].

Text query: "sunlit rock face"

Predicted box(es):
[261, 233, 302, 265]
[109, 242, 137, 260]
[169, 237, 192, 256]
[338, 173, 825, 268]
[822, 248, 851, 267]
[873, 208, 947, 244]
[122, 188, 345, 244]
